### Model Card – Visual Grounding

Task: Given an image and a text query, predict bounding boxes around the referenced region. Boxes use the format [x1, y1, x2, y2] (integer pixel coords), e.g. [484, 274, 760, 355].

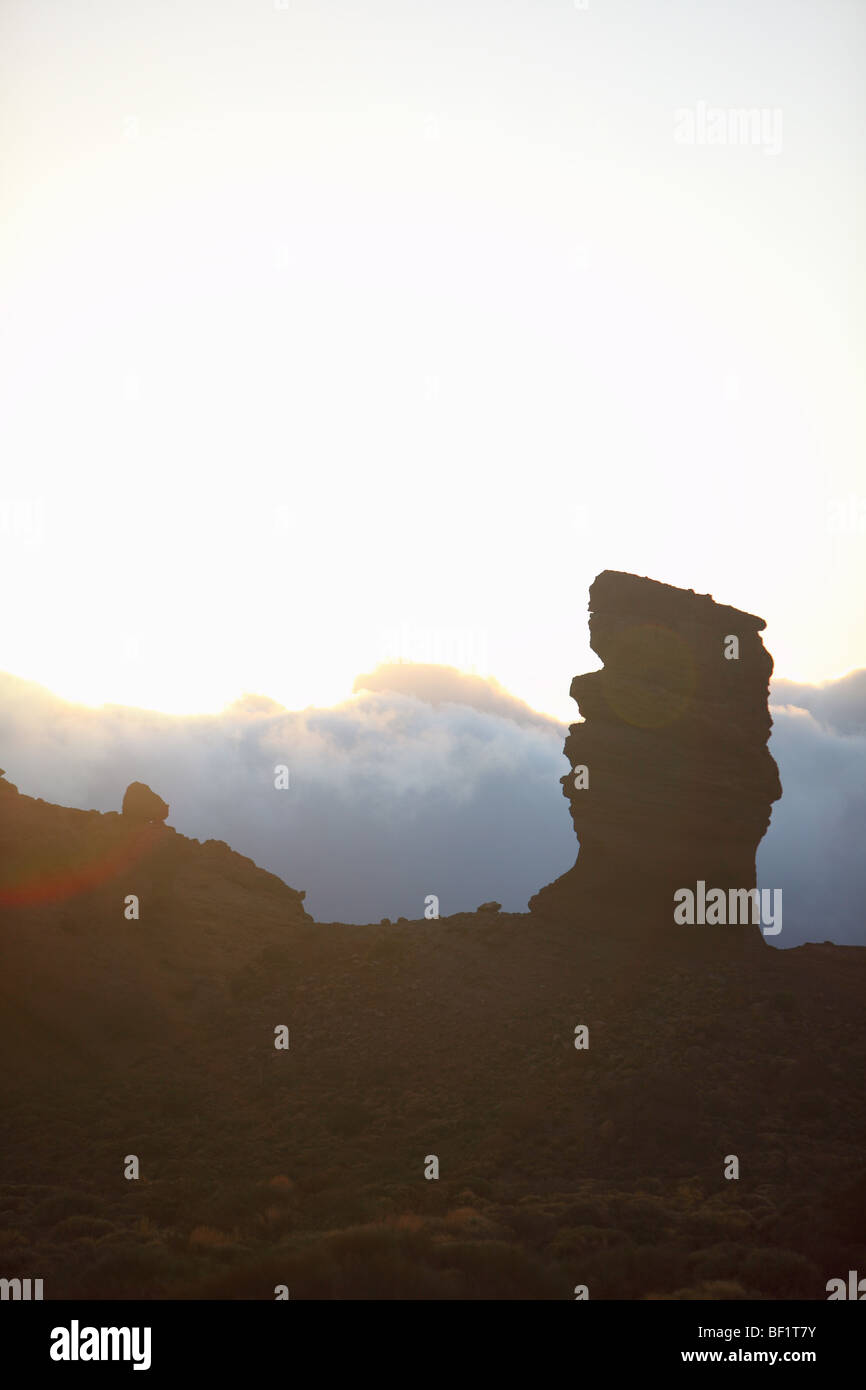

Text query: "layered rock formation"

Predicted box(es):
[530, 570, 782, 936]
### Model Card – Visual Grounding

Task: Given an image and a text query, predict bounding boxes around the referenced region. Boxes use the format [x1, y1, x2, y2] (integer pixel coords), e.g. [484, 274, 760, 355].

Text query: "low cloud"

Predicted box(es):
[772, 670, 866, 736]
[762, 672, 866, 946]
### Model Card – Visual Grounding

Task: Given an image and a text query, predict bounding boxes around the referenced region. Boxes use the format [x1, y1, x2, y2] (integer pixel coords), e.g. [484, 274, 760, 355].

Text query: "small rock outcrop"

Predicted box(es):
[121, 781, 169, 825]
[530, 570, 782, 934]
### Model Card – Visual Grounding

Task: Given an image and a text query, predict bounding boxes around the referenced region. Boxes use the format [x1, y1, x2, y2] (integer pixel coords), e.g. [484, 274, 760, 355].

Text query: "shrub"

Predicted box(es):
[53, 1215, 116, 1241]
[551, 1225, 627, 1258]
[30, 1192, 98, 1228]
[611, 1193, 671, 1243]
[74, 1243, 185, 1298]
[325, 1102, 372, 1138]
[688, 1241, 747, 1282]
[189, 1226, 234, 1249]
[739, 1247, 819, 1298]
[443, 1207, 500, 1236]
[651, 1280, 749, 1300]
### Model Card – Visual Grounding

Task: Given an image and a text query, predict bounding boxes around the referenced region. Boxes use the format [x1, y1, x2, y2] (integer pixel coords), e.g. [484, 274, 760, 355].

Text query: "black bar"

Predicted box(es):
[1, 1299, 861, 1377]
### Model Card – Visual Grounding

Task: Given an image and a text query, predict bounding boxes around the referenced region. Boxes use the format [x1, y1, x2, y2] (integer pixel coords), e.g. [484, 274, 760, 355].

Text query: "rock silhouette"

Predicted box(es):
[530, 570, 782, 936]
[0, 773, 311, 924]
[121, 781, 169, 824]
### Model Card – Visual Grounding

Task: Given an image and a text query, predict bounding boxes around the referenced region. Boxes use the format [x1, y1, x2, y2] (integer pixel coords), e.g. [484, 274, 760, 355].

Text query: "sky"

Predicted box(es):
[1, 0, 865, 723]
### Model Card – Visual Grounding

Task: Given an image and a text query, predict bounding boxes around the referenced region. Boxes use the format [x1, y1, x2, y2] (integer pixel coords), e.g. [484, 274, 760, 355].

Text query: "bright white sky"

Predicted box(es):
[2, 0, 864, 721]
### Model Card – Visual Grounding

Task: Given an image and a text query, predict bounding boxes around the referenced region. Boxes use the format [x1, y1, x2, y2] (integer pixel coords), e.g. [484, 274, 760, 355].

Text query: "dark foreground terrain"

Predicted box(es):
[1, 778, 864, 1299]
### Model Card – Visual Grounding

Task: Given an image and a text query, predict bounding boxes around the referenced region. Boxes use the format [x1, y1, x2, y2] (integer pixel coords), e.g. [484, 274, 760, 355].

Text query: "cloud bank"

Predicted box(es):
[760, 680, 866, 947]
[1, 664, 864, 946]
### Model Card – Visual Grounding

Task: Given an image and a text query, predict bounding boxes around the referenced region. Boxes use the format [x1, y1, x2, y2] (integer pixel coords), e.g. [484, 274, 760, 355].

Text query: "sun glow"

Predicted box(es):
[2, 2, 864, 720]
